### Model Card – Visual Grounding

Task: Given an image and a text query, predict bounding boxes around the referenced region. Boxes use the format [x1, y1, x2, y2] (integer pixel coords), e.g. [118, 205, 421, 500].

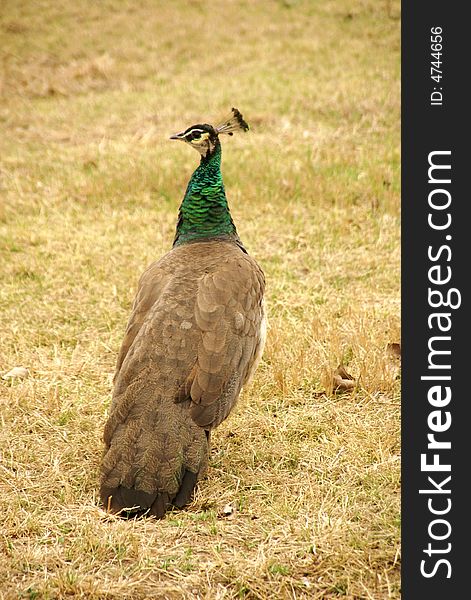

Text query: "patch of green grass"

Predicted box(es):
[269, 562, 291, 576]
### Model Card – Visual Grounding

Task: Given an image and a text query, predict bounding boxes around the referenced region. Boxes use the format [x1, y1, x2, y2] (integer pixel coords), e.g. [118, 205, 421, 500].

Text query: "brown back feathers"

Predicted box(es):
[100, 240, 265, 517]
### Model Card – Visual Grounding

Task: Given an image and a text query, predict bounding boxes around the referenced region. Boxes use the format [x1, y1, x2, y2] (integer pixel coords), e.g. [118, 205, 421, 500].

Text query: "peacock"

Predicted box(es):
[100, 108, 266, 518]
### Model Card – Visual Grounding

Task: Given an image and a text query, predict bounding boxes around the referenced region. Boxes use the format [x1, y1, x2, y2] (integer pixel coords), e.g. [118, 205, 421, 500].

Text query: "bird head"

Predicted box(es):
[170, 108, 249, 158]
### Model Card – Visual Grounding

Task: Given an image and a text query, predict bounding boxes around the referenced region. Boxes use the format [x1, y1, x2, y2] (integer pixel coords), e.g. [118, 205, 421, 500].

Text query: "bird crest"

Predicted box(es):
[215, 107, 250, 136]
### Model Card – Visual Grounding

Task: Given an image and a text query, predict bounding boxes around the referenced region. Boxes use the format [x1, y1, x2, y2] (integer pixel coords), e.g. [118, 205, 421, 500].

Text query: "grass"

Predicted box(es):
[0, 0, 400, 598]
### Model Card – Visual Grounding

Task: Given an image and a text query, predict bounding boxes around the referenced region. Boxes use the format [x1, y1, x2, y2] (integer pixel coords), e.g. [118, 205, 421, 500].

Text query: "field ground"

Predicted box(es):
[0, 1, 400, 598]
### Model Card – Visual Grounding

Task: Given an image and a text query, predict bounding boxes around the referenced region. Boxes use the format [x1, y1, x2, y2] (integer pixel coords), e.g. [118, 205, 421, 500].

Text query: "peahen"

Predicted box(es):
[100, 108, 266, 518]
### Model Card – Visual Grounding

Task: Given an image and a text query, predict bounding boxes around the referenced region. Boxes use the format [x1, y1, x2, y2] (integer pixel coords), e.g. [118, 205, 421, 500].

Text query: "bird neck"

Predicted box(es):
[173, 143, 239, 247]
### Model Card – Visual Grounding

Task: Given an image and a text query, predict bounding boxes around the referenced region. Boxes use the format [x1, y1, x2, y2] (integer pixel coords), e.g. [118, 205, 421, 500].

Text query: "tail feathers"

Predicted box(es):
[99, 485, 167, 517]
[173, 470, 198, 508]
[100, 469, 199, 519]
[100, 395, 209, 519]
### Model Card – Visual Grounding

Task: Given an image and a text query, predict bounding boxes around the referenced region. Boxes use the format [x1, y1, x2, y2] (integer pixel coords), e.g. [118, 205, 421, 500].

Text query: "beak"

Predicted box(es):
[170, 131, 185, 140]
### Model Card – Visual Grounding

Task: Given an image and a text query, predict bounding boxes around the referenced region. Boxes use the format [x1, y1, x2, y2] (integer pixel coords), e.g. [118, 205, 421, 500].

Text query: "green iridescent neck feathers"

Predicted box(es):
[170, 108, 249, 247]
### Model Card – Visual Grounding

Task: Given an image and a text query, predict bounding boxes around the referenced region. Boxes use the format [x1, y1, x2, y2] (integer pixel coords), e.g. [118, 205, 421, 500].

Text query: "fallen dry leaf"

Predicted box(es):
[2, 366, 30, 380]
[219, 503, 236, 519]
[385, 342, 401, 380]
[386, 342, 401, 360]
[333, 364, 356, 392]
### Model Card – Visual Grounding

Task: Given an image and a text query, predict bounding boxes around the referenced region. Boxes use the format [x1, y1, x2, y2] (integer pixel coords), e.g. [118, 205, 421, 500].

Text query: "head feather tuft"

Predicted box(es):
[215, 107, 249, 136]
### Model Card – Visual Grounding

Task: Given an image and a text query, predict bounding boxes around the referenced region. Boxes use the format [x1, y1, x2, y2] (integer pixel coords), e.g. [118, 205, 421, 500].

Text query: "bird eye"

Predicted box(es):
[191, 131, 201, 140]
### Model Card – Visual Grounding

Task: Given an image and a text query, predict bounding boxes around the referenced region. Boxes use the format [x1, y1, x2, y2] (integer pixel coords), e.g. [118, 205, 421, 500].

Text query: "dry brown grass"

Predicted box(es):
[1, 0, 400, 597]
